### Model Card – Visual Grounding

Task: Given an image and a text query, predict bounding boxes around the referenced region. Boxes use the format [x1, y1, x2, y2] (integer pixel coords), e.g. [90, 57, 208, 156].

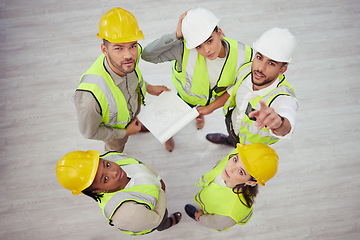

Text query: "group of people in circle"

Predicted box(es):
[56, 6, 298, 235]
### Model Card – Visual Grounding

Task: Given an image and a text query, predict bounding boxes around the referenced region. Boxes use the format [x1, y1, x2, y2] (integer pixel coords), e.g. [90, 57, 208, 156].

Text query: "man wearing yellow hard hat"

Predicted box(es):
[74, 8, 170, 153]
[206, 27, 299, 146]
[55, 150, 181, 235]
[141, 7, 253, 152]
[184, 143, 279, 231]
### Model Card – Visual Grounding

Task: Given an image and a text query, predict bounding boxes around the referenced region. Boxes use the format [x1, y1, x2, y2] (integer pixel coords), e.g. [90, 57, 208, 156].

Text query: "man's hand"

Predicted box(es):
[248, 100, 291, 136]
[125, 117, 142, 136]
[160, 179, 166, 192]
[146, 84, 171, 96]
[248, 100, 283, 130]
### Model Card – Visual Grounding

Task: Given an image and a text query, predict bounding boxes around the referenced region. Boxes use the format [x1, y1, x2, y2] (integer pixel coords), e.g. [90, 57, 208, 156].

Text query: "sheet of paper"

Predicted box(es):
[138, 91, 199, 143]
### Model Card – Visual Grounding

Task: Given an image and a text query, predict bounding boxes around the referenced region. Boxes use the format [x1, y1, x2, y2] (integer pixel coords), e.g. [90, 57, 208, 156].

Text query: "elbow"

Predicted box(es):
[79, 126, 97, 140]
[140, 52, 151, 62]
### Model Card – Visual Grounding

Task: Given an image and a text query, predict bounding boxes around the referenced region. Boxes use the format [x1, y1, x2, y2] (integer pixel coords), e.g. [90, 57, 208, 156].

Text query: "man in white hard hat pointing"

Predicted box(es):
[206, 28, 299, 146]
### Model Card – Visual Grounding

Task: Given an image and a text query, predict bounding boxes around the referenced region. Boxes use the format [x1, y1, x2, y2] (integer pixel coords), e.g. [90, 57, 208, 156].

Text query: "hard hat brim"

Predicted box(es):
[72, 150, 100, 195]
[237, 144, 266, 186]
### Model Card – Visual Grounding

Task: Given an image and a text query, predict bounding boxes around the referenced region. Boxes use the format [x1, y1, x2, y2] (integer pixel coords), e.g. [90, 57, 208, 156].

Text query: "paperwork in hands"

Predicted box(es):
[138, 91, 199, 143]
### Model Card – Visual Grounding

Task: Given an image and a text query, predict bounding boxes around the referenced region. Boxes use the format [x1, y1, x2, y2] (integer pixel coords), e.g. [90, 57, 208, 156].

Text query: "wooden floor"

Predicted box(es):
[1, 0, 359, 239]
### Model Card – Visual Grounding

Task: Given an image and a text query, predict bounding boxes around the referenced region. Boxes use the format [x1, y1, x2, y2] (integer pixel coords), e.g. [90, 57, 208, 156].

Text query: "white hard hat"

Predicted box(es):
[181, 8, 219, 49]
[253, 27, 296, 63]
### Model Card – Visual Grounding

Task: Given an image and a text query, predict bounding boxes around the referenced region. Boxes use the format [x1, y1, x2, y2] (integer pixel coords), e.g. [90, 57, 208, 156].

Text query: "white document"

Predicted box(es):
[138, 91, 199, 143]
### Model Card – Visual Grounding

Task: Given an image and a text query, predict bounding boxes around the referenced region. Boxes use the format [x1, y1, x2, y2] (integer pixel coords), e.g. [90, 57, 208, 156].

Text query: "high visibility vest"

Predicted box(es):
[97, 152, 160, 235]
[224, 62, 296, 145]
[195, 148, 253, 231]
[172, 37, 253, 106]
[77, 45, 146, 129]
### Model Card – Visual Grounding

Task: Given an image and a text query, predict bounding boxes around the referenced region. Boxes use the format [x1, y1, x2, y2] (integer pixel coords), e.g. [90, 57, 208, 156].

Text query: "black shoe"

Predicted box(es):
[184, 204, 198, 220]
[168, 212, 182, 227]
[206, 133, 233, 146]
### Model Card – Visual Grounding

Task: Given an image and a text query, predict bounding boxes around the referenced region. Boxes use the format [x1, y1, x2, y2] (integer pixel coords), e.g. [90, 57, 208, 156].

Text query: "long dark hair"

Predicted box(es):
[227, 153, 259, 208]
[232, 181, 259, 208]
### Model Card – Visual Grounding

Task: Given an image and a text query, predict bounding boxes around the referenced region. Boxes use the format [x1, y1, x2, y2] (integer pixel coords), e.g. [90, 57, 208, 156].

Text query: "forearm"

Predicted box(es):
[272, 117, 291, 136]
[270, 96, 298, 137]
[141, 32, 183, 63]
[74, 91, 127, 141]
[111, 190, 167, 232]
[209, 92, 230, 111]
[198, 213, 236, 231]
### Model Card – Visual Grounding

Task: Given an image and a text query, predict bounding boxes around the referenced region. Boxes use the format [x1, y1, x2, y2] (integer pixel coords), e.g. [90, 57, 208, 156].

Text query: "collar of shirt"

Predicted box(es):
[104, 57, 126, 85]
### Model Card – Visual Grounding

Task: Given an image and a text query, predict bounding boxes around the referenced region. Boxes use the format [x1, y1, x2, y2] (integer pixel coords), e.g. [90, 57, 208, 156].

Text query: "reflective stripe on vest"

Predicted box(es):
[77, 45, 145, 129]
[98, 152, 159, 235]
[224, 63, 296, 145]
[80, 73, 130, 126]
[172, 37, 253, 106]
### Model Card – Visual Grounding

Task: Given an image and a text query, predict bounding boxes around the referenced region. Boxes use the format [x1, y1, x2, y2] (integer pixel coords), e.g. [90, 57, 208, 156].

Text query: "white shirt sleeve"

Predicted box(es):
[269, 95, 299, 138]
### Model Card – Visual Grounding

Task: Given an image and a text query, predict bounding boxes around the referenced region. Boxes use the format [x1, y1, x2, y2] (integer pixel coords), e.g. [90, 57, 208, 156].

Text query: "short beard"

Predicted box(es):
[251, 71, 275, 87]
[108, 55, 135, 75]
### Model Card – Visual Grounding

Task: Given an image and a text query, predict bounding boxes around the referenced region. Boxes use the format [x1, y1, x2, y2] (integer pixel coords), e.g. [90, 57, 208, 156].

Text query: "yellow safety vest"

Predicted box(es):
[98, 152, 160, 235]
[224, 62, 296, 145]
[77, 45, 146, 129]
[172, 37, 253, 106]
[195, 148, 253, 231]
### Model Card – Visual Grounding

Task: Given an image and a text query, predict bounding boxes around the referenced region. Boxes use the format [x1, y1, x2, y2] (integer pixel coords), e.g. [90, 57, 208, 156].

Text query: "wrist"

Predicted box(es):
[274, 114, 285, 130]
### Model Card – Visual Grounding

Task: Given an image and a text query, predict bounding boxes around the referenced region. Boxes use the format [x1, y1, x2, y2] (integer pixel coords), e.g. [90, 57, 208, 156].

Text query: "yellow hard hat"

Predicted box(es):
[97, 7, 144, 43]
[55, 150, 99, 195]
[237, 143, 279, 186]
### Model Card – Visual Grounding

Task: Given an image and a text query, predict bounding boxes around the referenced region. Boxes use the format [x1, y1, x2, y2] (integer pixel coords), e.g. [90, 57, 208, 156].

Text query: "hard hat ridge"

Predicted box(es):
[237, 143, 279, 186]
[55, 150, 100, 195]
[97, 7, 144, 43]
[253, 27, 296, 63]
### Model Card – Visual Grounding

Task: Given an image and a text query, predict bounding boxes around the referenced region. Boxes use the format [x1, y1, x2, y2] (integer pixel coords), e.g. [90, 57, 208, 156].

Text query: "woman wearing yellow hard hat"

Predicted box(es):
[184, 143, 279, 231]
[55, 150, 181, 235]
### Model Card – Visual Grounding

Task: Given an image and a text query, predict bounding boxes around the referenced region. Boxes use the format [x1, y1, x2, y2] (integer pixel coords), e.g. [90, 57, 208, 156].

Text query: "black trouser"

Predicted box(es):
[156, 209, 171, 231]
[225, 108, 240, 148]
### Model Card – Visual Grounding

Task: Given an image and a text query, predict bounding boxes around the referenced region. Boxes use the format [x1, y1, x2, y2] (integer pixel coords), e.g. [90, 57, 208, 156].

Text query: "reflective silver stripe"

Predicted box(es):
[201, 175, 206, 184]
[238, 208, 253, 224]
[172, 68, 209, 100]
[235, 63, 252, 84]
[172, 49, 210, 101]
[239, 123, 279, 145]
[80, 74, 129, 126]
[101, 153, 129, 161]
[104, 191, 157, 219]
[194, 190, 207, 214]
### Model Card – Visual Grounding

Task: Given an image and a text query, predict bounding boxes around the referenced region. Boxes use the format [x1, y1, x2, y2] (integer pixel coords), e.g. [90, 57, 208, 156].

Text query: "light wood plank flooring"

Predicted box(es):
[1, 0, 359, 239]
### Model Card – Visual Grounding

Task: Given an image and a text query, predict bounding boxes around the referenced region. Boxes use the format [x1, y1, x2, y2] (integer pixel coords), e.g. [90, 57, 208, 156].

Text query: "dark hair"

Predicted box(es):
[232, 181, 259, 208]
[102, 39, 110, 47]
[227, 153, 259, 208]
[82, 187, 103, 203]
